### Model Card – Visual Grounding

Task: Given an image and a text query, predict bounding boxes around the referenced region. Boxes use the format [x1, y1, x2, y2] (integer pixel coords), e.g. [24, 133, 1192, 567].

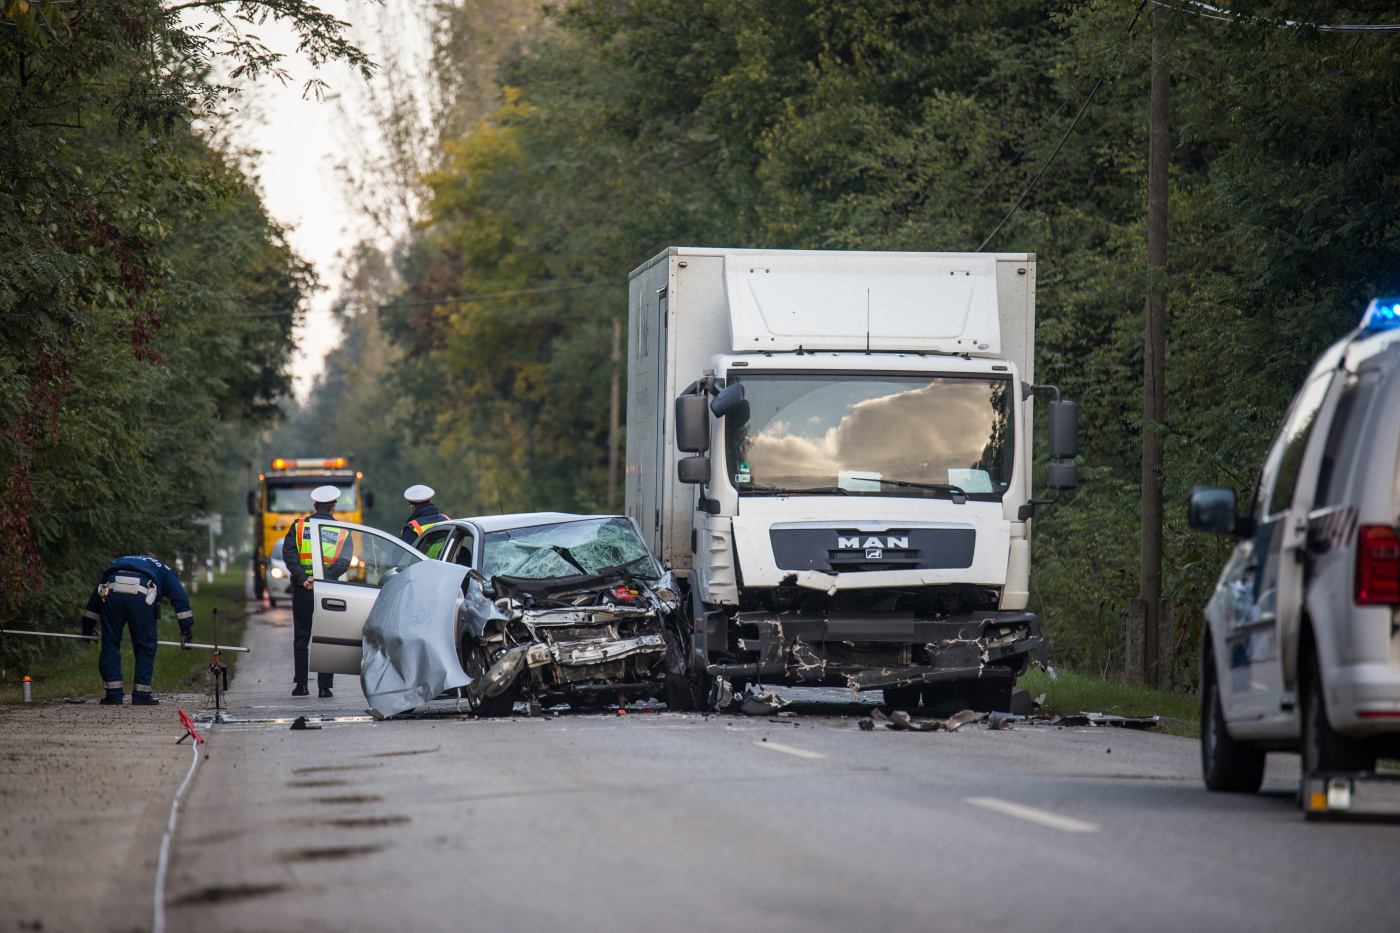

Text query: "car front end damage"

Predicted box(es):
[460, 572, 682, 711]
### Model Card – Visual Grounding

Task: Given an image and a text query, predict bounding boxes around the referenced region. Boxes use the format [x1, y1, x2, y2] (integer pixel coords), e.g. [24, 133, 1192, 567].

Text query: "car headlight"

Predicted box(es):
[270, 567, 285, 578]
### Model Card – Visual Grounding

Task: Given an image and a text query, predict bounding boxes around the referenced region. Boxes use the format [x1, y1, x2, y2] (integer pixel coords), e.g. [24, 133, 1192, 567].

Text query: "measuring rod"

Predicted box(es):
[0, 629, 250, 653]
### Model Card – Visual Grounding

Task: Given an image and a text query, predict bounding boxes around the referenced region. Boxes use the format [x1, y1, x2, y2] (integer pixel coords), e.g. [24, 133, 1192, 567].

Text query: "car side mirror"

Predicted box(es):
[710, 382, 746, 418]
[677, 456, 711, 485]
[1188, 486, 1252, 536]
[1048, 400, 1079, 460]
[246, 490, 257, 517]
[364, 491, 375, 509]
[675, 395, 711, 452]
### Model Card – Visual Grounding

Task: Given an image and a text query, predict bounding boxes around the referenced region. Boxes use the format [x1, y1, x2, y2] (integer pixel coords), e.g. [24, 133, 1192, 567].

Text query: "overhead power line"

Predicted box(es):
[1169, 0, 1400, 33]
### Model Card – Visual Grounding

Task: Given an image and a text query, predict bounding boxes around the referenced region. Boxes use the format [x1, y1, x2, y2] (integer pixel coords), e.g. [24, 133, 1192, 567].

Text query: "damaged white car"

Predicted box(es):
[414, 513, 687, 715]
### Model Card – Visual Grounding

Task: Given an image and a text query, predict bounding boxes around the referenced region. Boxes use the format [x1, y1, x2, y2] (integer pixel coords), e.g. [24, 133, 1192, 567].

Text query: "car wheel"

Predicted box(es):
[1201, 648, 1265, 792]
[462, 640, 517, 718]
[883, 685, 920, 711]
[1301, 650, 1374, 782]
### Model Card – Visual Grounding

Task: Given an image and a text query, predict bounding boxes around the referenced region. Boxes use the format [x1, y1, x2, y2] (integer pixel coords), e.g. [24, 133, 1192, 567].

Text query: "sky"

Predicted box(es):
[225, 2, 413, 397]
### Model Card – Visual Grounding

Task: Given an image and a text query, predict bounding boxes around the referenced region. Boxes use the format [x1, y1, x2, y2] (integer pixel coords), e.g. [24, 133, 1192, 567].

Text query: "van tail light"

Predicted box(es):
[1354, 525, 1400, 605]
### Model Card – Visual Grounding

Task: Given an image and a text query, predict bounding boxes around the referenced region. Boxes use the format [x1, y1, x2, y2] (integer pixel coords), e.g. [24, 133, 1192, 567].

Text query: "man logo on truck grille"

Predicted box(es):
[838, 536, 908, 550]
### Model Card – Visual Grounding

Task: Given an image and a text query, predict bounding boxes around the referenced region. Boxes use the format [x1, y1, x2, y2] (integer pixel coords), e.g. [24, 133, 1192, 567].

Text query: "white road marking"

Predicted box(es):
[964, 796, 1100, 833]
[754, 741, 825, 759]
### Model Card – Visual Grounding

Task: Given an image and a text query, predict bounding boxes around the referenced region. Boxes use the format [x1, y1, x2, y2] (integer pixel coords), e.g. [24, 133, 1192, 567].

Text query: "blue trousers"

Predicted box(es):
[99, 591, 157, 693]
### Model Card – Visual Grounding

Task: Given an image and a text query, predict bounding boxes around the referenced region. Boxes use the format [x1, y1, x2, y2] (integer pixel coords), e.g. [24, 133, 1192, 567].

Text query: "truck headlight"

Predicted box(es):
[270, 567, 285, 578]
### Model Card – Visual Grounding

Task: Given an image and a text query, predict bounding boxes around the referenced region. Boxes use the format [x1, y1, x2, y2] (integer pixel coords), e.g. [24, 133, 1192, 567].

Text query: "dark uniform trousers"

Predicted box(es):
[99, 592, 158, 691]
[291, 584, 334, 690]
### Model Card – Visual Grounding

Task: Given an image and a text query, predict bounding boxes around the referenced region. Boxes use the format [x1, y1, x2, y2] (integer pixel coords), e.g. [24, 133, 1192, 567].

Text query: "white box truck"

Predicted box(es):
[626, 247, 1077, 711]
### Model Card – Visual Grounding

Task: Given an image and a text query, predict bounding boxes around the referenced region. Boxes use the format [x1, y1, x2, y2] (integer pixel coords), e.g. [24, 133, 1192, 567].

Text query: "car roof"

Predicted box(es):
[448, 511, 630, 533]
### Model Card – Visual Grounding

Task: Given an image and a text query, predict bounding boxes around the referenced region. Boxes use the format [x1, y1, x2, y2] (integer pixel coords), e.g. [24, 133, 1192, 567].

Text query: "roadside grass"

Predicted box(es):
[0, 561, 249, 704]
[1020, 667, 1201, 738]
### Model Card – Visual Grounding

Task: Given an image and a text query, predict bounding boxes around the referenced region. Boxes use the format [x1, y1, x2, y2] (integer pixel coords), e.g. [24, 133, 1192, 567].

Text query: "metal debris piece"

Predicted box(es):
[739, 689, 790, 716]
[858, 717, 875, 731]
[290, 716, 321, 731]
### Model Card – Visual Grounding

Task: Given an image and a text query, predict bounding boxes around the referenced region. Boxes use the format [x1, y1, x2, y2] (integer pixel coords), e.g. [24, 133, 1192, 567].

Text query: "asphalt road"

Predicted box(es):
[158, 603, 1400, 932]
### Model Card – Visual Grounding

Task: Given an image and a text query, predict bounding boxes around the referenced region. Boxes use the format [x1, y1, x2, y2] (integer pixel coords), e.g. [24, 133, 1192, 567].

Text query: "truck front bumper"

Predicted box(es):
[702, 610, 1044, 692]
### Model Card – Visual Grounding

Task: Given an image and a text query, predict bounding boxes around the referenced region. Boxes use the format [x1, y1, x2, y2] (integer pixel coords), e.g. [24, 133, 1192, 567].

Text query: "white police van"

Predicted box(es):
[1189, 297, 1400, 814]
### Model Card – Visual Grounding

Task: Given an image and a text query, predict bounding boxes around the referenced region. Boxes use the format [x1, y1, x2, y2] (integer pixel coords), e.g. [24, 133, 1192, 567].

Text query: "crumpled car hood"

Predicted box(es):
[360, 560, 476, 717]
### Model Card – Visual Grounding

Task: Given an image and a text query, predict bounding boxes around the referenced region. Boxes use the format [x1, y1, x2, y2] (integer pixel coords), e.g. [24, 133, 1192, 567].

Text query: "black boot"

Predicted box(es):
[131, 692, 159, 706]
[318, 687, 334, 698]
[292, 683, 309, 697]
[99, 692, 123, 706]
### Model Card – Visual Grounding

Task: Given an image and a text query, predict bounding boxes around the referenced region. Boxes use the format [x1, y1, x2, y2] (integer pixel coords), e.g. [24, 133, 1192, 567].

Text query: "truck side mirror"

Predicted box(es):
[1047, 461, 1078, 490]
[710, 382, 746, 418]
[677, 456, 711, 485]
[1048, 400, 1079, 459]
[364, 491, 375, 509]
[246, 490, 257, 517]
[675, 395, 711, 452]
[1188, 486, 1253, 536]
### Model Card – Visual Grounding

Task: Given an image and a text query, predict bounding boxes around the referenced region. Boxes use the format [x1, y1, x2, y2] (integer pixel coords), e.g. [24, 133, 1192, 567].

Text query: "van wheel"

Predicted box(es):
[1301, 651, 1374, 781]
[1201, 650, 1265, 792]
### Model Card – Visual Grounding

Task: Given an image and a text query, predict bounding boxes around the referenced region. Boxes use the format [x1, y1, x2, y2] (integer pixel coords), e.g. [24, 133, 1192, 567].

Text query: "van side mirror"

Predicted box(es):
[364, 491, 375, 510]
[246, 490, 257, 517]
[710, 382, 746, 418]
[1048, 400, 1079, 460]
[675, 395, 711, 452]
[1188, 486, 1254, 536]
[677, 456, 711, 485]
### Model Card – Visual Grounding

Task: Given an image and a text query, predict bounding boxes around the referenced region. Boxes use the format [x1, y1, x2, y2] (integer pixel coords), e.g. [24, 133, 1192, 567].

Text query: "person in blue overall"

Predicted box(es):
[80, 554, 194, 705]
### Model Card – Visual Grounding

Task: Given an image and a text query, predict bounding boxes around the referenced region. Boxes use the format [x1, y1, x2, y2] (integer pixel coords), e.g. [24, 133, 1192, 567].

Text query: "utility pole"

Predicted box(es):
[608, 318, 621, 511]
[1139, 3, 1171, 687]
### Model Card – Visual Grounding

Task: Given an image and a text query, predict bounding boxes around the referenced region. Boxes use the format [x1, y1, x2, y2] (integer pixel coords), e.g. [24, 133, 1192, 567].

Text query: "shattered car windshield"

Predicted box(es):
[481, 517, 660, 587]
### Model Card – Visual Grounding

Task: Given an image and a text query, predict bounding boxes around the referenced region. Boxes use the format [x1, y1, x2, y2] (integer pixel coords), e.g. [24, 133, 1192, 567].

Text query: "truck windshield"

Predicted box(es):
[724, 373, 1014, 501]
[266, 481, 357, 513]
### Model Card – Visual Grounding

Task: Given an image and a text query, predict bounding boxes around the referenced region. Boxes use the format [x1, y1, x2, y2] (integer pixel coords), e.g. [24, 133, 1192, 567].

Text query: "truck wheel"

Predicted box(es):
[1301, 651, 1374, 780]
[664, 673, 700, 711]
[921, 683, 973, 716]
[883, 685, 920, 711]
[1201, 650, 1265, 792]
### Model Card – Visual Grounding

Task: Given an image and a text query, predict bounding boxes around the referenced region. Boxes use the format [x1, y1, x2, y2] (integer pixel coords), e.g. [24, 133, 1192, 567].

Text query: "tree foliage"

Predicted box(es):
[305, 0, 1400, 677]
[1, 0, 371, 668]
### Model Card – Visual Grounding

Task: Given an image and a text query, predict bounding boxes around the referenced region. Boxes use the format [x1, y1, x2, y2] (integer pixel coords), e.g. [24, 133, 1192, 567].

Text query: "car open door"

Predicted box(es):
[309, 521, 426, 676]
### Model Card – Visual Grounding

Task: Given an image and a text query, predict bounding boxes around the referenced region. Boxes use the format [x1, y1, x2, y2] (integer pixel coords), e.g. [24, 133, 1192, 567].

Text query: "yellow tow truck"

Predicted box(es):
[246, 457, 373, 605]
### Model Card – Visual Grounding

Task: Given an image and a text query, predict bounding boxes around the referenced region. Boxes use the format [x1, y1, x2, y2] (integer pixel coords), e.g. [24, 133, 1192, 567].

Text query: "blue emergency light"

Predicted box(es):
[1361, 297, 1400, 333]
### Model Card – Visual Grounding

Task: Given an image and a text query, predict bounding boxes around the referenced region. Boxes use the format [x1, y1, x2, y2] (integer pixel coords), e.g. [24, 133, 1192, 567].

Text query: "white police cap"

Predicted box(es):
[312, 485, 342, 504]
[404, 484, 435, 503]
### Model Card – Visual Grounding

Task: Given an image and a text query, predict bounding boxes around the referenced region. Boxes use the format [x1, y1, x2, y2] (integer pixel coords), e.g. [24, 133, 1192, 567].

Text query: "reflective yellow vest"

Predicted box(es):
[408, 517, 449, 537]
[294, 517, 348, 571]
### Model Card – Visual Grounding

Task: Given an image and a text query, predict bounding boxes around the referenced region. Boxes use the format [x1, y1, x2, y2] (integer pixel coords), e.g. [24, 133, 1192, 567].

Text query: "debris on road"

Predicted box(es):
[290, 716, 321, 731]
[855, 706, 1163, 733]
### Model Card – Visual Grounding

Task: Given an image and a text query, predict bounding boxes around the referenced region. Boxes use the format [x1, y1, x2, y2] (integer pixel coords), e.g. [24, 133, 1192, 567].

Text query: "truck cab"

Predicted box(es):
[247, 458, 370, 605]
[626, 248, 1076, 711]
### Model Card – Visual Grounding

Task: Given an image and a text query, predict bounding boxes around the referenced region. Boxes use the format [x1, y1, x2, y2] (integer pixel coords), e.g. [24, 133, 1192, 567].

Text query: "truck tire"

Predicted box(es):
[1201, 649, 1265, 792]
[1301, 650, 1375, 780]
[664, 672, 702, 711]
[883, 685, 920, 711]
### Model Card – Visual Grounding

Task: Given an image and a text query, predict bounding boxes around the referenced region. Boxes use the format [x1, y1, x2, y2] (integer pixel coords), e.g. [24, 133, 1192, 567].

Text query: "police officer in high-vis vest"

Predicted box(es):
[282, 485, 355, 697]
[80, 554, 194, 705]
[399, 484, 450, 545]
